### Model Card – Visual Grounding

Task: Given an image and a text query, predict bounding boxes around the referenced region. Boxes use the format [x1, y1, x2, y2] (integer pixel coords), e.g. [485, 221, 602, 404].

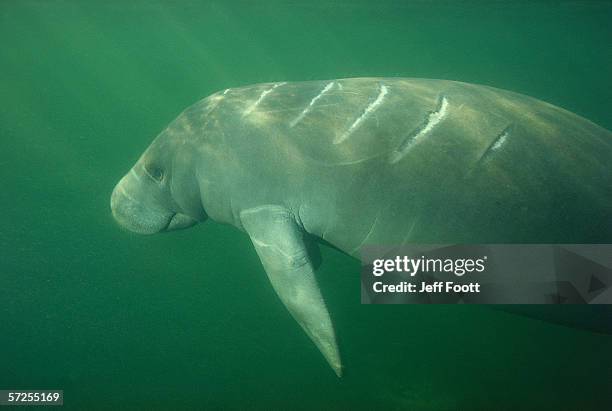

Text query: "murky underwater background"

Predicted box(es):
[1, 1, 611, 409]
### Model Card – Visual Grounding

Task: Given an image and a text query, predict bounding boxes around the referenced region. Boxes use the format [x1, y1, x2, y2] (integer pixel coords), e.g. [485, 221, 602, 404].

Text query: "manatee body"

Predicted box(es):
[110, 78, 612, 376]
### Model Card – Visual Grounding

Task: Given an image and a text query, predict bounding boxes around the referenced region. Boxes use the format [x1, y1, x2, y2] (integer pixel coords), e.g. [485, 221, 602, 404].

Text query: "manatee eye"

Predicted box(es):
[145, 164, 165, 182]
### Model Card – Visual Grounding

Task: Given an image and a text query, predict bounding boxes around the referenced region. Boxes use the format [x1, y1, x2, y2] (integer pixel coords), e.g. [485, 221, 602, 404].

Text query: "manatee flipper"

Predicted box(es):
[240, 205, 342, 377]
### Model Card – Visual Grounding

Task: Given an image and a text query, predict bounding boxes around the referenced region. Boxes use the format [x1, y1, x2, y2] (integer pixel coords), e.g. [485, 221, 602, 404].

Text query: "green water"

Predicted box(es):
[1, 1, 611, 409]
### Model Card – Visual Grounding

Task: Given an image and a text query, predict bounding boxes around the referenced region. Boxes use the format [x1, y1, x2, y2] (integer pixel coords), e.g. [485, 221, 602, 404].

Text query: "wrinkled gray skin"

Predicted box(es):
[111, 78, 612, 377]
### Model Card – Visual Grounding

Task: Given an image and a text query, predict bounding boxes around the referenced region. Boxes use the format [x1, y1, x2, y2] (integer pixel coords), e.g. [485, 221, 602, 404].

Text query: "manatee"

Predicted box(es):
[110, 78, 612, 377]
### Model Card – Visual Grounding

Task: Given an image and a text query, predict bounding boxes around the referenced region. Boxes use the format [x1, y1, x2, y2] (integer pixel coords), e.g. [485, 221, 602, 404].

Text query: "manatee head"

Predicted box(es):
[110, 129, 205, 235]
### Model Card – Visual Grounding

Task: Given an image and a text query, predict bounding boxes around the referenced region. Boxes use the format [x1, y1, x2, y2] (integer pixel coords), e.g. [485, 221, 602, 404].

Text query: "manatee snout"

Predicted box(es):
[110, 170, 197, 235]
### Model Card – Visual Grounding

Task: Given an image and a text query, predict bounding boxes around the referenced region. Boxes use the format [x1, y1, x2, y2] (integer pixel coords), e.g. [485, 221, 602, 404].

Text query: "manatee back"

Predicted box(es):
[195, 78, 612, 243]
